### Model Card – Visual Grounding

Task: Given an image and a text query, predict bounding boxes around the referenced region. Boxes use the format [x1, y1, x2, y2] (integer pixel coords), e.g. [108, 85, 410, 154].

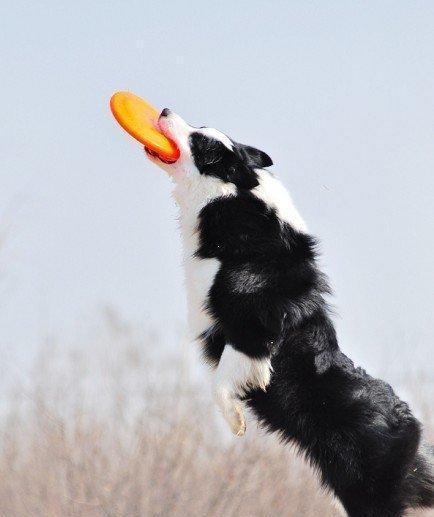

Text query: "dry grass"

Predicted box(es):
[0, 317, 432, 517]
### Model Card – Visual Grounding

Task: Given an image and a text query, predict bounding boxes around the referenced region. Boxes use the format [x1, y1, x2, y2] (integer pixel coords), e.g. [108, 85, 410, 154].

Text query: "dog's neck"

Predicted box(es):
[172, 169, 307, 235]
[172, 173, 236, 226]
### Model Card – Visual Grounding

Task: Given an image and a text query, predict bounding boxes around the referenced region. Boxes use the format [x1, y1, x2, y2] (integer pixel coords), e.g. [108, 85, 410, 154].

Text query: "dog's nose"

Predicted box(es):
[160, 108, 171, 118]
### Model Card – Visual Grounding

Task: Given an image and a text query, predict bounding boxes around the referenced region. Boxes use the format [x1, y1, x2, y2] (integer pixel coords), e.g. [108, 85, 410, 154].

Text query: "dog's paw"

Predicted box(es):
[214, 385, 246, 437]
[228, 403, 246, 437]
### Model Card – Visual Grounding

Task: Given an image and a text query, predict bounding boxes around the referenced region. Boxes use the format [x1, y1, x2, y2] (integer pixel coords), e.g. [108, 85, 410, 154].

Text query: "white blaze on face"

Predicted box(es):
[200, 127, 234, 151]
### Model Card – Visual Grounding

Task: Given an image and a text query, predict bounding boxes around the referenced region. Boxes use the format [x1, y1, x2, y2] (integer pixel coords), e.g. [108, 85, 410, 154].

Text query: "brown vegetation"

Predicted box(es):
[0, 317, 432, 516]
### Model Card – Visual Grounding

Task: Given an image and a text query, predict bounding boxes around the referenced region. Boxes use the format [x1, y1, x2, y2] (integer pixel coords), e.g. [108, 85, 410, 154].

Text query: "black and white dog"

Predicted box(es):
[145, 108, 434, 517]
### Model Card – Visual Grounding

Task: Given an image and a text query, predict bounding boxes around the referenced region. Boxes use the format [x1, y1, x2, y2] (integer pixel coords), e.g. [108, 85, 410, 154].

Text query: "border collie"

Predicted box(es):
[145, 108, 434, 517]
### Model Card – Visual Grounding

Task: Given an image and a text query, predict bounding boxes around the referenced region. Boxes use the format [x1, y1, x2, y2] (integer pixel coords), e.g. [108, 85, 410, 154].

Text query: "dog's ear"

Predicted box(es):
[226, 163, 259, 189]
[234, 142, 273, 169]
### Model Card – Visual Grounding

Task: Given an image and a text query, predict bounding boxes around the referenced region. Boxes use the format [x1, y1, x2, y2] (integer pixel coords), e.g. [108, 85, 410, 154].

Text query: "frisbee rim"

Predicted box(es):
[110, 91, 180, 161]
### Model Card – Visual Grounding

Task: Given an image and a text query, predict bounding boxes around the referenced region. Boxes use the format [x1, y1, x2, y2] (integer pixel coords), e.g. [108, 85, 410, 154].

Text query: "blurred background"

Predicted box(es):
[0, 1, 433, 515]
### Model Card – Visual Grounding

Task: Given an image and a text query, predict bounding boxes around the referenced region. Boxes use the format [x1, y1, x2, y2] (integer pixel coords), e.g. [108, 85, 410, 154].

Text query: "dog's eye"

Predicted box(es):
[228, 165, 236, 175]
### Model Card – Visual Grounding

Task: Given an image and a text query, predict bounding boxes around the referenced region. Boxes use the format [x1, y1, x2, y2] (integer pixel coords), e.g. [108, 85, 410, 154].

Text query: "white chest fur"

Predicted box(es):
[181, 220, 220, 340]
[173, 174, 236, 342]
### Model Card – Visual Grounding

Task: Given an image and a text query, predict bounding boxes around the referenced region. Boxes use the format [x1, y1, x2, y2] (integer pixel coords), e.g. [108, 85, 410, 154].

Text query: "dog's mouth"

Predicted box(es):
[144, 146, 177, 164]
[144, 113, 179, 164]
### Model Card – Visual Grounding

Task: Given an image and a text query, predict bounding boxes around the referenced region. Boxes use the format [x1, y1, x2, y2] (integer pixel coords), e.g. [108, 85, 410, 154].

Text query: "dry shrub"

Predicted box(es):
[0, 318, 432, 517]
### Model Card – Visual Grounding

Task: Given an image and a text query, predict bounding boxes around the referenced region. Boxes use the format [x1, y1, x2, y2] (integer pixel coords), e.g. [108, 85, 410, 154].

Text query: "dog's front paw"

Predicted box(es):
[228, 402, 246, 437]
[214, 385, 246, 437]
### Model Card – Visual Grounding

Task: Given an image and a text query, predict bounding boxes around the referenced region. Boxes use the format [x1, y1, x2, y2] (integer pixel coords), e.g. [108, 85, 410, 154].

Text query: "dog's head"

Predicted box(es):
[145, 109, 272, 189]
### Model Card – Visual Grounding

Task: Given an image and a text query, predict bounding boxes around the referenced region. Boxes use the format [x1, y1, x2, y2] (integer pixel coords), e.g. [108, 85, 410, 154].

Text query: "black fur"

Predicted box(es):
[232, 141, 273, 169]
[189, 133, 434, 516]
[190, 132, 274, 189]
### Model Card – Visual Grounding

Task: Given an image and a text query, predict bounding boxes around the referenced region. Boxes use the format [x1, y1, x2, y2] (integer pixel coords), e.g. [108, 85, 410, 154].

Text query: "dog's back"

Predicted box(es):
[245, 308, 434, 516]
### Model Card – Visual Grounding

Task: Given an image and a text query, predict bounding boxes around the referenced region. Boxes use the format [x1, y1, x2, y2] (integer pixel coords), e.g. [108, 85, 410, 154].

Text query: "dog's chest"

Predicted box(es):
[174, 177, 236, 343]
[179, 212, 220, 341]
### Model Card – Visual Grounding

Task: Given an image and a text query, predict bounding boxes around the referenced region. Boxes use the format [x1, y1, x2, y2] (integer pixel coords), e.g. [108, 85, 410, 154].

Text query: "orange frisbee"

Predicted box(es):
[110, 91, 180, 162]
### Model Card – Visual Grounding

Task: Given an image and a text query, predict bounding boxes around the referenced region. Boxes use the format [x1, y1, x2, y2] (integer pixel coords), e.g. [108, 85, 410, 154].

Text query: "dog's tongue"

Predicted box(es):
[110, 92, 180, 162]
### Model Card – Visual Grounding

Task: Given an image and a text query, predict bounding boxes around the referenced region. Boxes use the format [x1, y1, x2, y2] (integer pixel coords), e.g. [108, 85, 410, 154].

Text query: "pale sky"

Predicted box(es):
[1, 1, 433, 377]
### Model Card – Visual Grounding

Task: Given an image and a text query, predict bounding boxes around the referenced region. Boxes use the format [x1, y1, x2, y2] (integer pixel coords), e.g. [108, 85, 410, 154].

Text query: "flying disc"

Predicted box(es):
[110, 91, 180, 162]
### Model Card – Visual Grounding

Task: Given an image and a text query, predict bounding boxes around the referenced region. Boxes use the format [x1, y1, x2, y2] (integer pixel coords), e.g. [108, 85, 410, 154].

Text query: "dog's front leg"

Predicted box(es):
[213, 344, 272, 436]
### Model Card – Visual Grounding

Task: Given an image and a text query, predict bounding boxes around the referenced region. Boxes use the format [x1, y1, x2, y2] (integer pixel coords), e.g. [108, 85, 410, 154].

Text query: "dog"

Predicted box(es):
[145, 108, 434, 516]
